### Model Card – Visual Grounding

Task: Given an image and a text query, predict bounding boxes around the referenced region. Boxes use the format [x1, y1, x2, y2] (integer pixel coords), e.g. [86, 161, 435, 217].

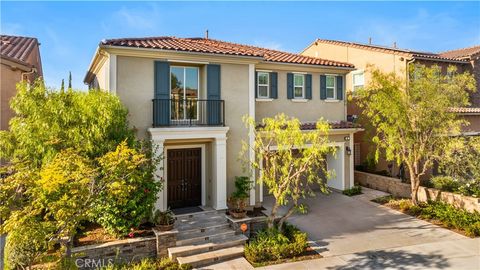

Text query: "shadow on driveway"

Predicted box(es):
[328, 250, 449, 270]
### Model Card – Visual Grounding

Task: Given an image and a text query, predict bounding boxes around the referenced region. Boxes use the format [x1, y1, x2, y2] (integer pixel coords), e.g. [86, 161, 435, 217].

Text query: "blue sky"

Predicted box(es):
[2, 1, 479, 90]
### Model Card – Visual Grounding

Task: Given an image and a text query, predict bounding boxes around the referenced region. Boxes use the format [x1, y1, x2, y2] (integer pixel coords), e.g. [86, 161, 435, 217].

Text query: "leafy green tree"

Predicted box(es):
[356, 65, 476, 204]
[92, 142, 162, 237]
[241, 114, 333, 230]
[438, 137, 480, 181]
[0, 80, 134, 167]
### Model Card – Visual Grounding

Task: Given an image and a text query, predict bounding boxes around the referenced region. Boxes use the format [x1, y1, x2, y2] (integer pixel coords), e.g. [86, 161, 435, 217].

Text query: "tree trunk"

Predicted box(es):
[268, 202, 279, 229]
[410, 174, 420, 205]
[278, 205, 296, 232]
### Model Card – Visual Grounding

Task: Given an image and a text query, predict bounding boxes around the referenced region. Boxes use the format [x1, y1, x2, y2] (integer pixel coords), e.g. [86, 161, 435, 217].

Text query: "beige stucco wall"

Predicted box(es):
[116, 56, 251, 202]
[255, 68, 347, 123]
[1, 45, 42, 131]
[302, 43, 408, 93]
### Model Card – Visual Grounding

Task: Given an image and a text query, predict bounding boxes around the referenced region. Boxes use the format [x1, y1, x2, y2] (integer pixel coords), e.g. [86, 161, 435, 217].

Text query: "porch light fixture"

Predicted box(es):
[346, 146, 352, 155]
[344, 136, 350, 141]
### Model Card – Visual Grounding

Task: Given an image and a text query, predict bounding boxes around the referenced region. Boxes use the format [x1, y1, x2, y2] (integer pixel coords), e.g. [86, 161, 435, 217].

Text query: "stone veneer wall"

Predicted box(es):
[355, 170, 480, 213]
[71, 237, 157, 269]
[71, 229, 178, 269]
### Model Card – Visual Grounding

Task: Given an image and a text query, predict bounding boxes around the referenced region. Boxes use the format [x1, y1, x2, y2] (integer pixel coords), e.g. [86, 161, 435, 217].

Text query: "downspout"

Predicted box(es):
[406, 57, 416, 85]
[21, 67, 37, 82]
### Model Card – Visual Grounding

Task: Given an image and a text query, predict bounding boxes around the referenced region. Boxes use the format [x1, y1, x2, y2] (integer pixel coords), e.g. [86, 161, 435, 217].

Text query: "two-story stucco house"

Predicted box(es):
[302, 39, 480, 176]
[84, 36, 362, 212]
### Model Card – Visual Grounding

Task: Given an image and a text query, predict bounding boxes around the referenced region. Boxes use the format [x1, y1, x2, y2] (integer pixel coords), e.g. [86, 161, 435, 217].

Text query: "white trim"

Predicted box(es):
[324, 100, 341, 103]
[349, 132, 355, 189]
[256, 98, 274, 102]
[256, 69, 273, 72]
[257, 71, 270, 99]
[164, 144, 206, 207]
[292, 71, 308, 74]
[291, 98, 309, 103]
[326, 75, 336, 100]
[149, 126, 229, 140]
[109, 54, 117, 94]
[352, 70, 365, 92]
[168, 59, 209, 65]
[293, 73, 305, 99]
[248, 63, 256, 206]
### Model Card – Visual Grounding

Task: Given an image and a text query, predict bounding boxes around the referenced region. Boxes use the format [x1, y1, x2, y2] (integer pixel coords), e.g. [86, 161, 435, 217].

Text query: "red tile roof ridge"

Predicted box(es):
[440, 45, 480, 55]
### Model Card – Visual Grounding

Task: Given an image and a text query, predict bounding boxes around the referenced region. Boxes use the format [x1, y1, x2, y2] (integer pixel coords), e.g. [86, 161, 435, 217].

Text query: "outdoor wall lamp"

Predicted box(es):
[346, 146, 352, 155]
[344, 136, 350, 141]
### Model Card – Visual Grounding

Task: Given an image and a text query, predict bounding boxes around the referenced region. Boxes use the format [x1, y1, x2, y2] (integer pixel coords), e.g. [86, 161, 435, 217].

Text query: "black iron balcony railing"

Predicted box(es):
[153, 99, 225, 127]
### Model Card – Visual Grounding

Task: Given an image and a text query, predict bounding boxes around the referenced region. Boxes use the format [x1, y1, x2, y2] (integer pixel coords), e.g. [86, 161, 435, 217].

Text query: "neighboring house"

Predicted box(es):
[302, 39, 480, 176]
[84, 36, 362, 211]
[1, 34, 43, 131]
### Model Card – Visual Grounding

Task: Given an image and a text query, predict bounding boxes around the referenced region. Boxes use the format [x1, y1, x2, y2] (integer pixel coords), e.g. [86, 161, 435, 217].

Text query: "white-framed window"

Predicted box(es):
[326, 75, 336, 99]
[170, 66, 199, 121]
[352, 71, 364, 91]
[293, 74, 305, 99]
[257, 72, 270, 98]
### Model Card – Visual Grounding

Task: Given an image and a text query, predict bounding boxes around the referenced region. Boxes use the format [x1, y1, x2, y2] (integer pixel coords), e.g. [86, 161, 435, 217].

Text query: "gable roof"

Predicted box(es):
[310, 39, 470, 64]
[440, 45, 480, 60]
[0, 34, 39, 67]
[101, 36, 355, 68]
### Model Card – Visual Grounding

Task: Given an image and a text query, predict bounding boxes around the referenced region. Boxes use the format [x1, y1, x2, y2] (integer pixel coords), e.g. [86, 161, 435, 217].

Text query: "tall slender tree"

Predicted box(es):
[356, 65, 476, 204]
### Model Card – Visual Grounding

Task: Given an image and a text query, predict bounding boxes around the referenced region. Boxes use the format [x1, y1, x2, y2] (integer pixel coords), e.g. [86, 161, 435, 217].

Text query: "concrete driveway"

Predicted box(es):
[262, 188, 467, 258]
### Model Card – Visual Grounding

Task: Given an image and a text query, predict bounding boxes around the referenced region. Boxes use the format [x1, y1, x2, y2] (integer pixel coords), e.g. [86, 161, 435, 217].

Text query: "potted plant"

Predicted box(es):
[228, 176, 252, 219]
[152, 208, 175, 231]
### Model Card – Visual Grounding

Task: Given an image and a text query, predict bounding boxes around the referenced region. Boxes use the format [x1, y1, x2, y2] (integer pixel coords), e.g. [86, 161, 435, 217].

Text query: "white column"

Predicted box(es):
[349, 133, 355, 189]
[153, 138, 166, 211]
[109, 54, 117, 94]
[248, 63, 256, 206]
[212, 137, 227, 210]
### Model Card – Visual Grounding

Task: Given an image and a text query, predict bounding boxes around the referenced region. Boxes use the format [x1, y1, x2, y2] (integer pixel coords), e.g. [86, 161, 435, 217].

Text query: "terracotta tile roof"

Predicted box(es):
[300, 121, 361, 130]
[101, 36, 355, 68]
[312, 39, 470, 63]
[448, 107, 480, 114]
[439, 45, 480, 60]
[1, 34, 39, 66]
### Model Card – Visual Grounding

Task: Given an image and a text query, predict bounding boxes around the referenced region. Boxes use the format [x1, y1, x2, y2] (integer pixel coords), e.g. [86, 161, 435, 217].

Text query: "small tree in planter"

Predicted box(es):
[228, 176, 253, 219]
[152, 209, 175, 231]
[241, 114, 334, 230]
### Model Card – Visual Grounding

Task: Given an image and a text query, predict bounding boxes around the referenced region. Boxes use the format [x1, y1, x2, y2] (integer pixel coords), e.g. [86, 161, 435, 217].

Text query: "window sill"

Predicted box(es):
[324, 99, 341, 103]
[291, 99, 309, 103]
[256, 98, 274, 102]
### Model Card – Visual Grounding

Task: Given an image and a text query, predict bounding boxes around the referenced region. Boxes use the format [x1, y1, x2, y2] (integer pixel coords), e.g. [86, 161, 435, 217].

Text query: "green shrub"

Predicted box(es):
[431, 176, 460, 192]
[398, 199, 413, 211]
[245, 224, 308, 263]
[4, 215, 51, 270]
[342, 185, 362, 196]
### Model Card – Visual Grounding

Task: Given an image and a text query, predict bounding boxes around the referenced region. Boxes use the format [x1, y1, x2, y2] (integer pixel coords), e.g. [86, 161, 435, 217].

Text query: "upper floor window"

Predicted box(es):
[257, 72, 270, 98]
[326, 75, 336, 99]
[352, 71, 364, 91]
[293, 74, 305, 99]
[170, 66, 199, 120]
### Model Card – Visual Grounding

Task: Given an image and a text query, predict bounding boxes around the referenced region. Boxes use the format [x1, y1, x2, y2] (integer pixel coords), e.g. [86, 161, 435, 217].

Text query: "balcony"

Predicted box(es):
[152, 99, 225, 127]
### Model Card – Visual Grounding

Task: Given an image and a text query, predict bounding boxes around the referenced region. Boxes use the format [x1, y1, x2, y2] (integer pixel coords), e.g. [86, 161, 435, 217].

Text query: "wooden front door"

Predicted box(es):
[167, 148, 202, 209]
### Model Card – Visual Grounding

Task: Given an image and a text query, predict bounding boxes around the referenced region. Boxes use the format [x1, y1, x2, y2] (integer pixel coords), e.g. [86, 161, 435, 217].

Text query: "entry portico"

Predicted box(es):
[150, 127, 230, 211]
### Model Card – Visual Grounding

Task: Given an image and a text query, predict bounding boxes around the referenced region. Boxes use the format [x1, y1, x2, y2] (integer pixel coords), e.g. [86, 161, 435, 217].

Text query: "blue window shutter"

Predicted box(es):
[270, 72, 278, 99]
[207, 64, 221, 125]
[305, 74, 312, 99]
[255, 71, 258, 98]
[154, 61, 170, 126]
[287, 73, 293, 99]
[336, 76, 344, 100]
[320, 75, 327, 100]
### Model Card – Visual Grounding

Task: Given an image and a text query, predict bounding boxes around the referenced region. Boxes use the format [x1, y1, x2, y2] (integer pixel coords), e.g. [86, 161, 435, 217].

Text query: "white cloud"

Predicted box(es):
[104, 3, 162, 32]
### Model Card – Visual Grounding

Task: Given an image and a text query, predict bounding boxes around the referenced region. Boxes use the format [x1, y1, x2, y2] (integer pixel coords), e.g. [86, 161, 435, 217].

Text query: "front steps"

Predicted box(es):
[169, 210, 248, 268]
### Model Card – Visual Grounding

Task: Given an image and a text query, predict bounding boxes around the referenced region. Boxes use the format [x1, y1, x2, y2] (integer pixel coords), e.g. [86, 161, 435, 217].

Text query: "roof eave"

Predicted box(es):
[412, 56, 470, 64]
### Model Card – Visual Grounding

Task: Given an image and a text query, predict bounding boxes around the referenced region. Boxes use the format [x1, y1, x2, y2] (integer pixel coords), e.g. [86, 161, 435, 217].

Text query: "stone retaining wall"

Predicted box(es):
[71, 228, 178, 269]
[71, 236, 157, 269]
[355, 170, 480, 213]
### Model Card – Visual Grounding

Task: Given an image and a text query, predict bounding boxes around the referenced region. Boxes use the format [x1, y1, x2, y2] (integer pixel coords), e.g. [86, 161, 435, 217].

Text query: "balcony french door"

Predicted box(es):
[170, 66, 199, 122]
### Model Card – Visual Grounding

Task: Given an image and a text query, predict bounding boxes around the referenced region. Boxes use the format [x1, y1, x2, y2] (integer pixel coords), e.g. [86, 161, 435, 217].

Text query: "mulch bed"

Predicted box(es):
[248, 246, 323, 268]
[74, 222, 155, 247]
